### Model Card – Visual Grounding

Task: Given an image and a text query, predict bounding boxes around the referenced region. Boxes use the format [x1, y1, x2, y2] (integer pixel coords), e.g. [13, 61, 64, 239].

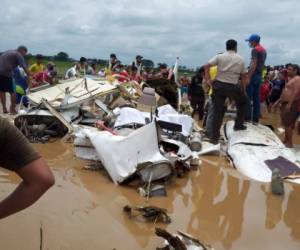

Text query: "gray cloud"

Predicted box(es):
[0, 0, 300, 67]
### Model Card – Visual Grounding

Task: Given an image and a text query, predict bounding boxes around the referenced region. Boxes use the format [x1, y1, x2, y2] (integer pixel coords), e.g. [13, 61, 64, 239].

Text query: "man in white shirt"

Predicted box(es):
[204, 39, 248, 144]
[132, 55, 143, 77]
[65, 64, 78, 79]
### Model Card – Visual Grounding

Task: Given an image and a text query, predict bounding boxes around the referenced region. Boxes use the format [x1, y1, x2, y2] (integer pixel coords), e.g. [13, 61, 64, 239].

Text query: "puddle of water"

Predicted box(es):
[0, 113, 299, 249]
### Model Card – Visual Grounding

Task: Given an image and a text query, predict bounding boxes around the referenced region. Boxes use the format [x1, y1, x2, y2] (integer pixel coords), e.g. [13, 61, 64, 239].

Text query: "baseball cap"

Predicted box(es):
[136, 55, 143, 59]
[36, 54, 43, 59]
[159, 63, 167, 69]
[80, 57, 87, 62]
[245, 34, 261, 43]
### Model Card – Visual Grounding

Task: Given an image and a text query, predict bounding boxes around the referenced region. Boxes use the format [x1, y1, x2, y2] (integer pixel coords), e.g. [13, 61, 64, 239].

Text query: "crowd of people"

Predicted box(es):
[64, 53, 175, 84]
[178, 34, 300, 148]
[1, 37, 300, 149]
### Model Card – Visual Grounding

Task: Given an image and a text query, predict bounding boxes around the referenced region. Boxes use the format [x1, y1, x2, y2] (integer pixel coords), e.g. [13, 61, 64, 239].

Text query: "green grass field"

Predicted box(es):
[27, 58, 73, 77]
[26, 58, 195, 79]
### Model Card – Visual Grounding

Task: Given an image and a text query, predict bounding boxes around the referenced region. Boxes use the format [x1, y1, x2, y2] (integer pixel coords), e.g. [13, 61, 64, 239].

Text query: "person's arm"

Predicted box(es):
[23, 68, 31, 88]
[248, 49, 258, 79]
[0, 158, 54, 219]
[286, 80, 297, 110]
[18, 55, 31, 87]
[28, 64, 34, 74]
[167, 69, 173, 81]
[272, 83, 289, 111]
[204, 64, 212, 88]
[188, 77, 193, 99]
[240, 62, 249, 93]
[240, 73, 249, 94]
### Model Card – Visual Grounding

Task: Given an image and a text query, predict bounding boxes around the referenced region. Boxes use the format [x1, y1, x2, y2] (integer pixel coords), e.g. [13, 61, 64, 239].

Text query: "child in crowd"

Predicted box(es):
[32, 63, 57, 87]
[268, 71, 286, 112]
[260, 75, 271, 117]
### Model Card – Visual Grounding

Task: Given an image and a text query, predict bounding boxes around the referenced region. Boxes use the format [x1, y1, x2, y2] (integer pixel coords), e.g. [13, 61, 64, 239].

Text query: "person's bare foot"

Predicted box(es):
[284, 142, 293, 148]
[9, 108, 17, 115]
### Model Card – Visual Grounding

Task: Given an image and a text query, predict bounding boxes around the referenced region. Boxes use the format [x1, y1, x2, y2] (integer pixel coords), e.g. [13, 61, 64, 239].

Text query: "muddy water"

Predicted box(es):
[0, 116, 300, 249]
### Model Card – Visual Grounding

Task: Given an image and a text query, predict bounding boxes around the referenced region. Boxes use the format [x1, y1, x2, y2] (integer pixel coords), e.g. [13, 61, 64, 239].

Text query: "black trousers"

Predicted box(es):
[191, 95, 205, 120]
[210, 81, 247, 141]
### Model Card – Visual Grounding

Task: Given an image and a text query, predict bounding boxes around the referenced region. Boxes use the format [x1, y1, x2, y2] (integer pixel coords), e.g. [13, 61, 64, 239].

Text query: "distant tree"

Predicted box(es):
[141, 59, 154, 68]
[157, 62, 167, 69]
[97, 59, 109, 66]
[24, 54, 33, 60]
[55, 51, 69, 61]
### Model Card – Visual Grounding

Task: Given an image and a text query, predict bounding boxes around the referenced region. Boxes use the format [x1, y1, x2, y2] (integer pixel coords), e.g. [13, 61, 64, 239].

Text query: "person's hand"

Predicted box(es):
[206, 79, 213, 87]
[285, 103, 292, 112]
[188, 95, 192, 101]
[272, 101, 280, 112]
[241, 86, 247, 95]
[27, 78, 31, 88]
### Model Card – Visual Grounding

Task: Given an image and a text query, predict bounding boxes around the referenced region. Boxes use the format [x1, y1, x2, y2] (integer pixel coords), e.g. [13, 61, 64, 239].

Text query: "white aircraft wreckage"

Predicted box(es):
[82, 122, 172, 184]
[225, 120, 300, 185]
[13, 74, 221, 188]
[73, 105, 217, 185]
[27, 77, 117, 109]
[14, 72, 300, 193]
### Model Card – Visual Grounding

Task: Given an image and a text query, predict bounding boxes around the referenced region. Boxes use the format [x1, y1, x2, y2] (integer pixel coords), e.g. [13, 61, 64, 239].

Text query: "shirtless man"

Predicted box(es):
[273, 64, 300, 147]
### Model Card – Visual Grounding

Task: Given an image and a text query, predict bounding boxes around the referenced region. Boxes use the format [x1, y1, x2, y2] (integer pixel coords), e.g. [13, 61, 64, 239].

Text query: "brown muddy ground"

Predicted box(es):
[0, 113, 300, 250]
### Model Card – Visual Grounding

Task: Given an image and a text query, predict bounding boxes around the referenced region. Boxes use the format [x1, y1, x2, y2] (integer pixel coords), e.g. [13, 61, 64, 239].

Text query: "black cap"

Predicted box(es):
[131, 65, 138, 71]
[36, 54, 43, 59]
[80, 57, 87, 63]
[136, 55, 143, 59]
[17, 45, 28, 53]
[110, 53, 117, 59]
[159, 63, 167, 69]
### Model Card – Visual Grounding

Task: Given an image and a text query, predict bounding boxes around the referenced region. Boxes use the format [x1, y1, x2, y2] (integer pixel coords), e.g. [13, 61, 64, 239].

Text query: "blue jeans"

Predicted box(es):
[181, 86, 188, 96]
[205, 97, 213, 137]
[246, 74, 262, 122]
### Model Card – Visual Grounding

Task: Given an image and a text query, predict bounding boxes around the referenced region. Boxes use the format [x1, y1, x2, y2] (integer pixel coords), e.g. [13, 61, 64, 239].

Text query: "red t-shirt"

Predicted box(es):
[130, 74, 142, 83]
[113, 70, 129, 82]
[260, 81, 270, 102]
[32, 71, 50, 87]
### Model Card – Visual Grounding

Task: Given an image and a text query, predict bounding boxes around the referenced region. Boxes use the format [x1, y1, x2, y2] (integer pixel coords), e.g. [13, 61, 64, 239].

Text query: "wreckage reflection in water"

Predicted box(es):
[187, 161, 250, 249]
[283, 185, 300, 242]
[0, 142, 300, 249]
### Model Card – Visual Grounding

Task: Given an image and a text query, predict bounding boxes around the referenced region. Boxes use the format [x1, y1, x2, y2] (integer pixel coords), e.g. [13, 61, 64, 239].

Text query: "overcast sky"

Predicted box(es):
[1, 0, 299, 68]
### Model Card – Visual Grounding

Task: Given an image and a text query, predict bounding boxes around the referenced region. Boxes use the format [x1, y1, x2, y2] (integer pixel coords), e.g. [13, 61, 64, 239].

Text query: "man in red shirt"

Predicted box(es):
[245, 34, 267, 124]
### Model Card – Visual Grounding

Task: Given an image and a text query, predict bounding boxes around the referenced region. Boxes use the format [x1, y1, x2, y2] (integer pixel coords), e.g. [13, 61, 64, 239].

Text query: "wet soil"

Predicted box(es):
[0, 113, 299, 250]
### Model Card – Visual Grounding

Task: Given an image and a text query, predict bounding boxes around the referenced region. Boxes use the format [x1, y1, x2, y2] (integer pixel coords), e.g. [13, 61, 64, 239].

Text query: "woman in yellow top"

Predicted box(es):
[29, 54, 45, 74]
[203, 66, 217, 135]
